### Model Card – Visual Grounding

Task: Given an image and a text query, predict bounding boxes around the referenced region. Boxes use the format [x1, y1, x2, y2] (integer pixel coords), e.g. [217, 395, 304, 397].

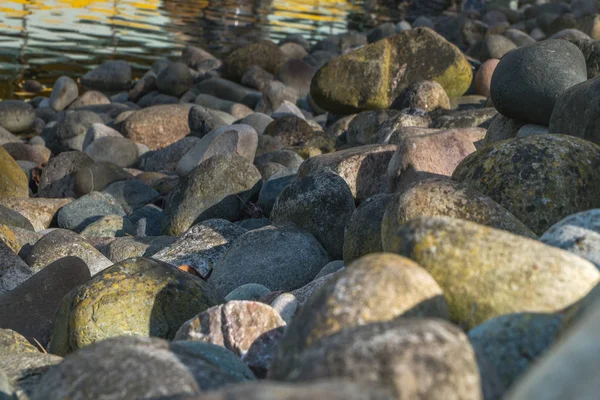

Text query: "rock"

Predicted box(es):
[0, 100, 35, 133]
[343, 193, 391, 263]
[475, 59, 499, 98]
[453, 134, 600, 235]
[0, 257, 91, 347]
[277, 59, 313, 97]
[256, 81, 299, 115]
[483, 113, 525, 145]
[490, 40, 587, 125]
[224, 40, 284, 81]
[237, 113, 273, 135]
[0, 126, 21, 145]
[0, 224, 19, 253]
[257, 172, 295, 216]
[181, 45, 218, 70]
[540, 209, 600, 269]
[270, 293, 297, 325]
[225, 284, 271, 301]
[121, 104, 193, 150]
[48, 257, 222, 356]
[177, 124, 258, 177]
[367, 22, 397, 43]
[102, 180, 159, 213]
[387, 129, 476, 193]
[347, 109, 428, 146]
[0, 329, 38, 355]
[179, 381, 392, 400]
[568, 38, 600, 79]
[194, 94, 253, 120]
[157, 61, 193, 97]
[271, 172, 355, 259]
[0, 204, 34, 231]
[255, 149, 304, 169]
[383, 178, 537, 241]
[310, 28, 472, 114]
[392, 80, 450, 111]
[383, 216, 600, 329]
[263, 115, 314, 148]
[0, 198, 72, 231]
[315, 260, 344, 279]
[154, 219, 247, 279]
[0, 240, 34, 295]
[277, 253, 448, 369]
[272, 100, 304, 120]
[80, 214, 136, 238]
[504, 29, 536, 47]
[49, 76, 78, 111]
[34, 337, 203, 399]
[57, 191, 126, 232]
[196, 78, 261, 109]
[1, 352, 62, 398]
[25, 229, 112, 275]
[73, 162, 132, 197]
[38, 151, 94, 198]
[0, 146, 29, 198]
[469, 312, 562, 394]
[297, 144, 395, 202]
[104, 235, 176, 262]
[187, 105, 232, 138]
[549, 76, 600, 144]
[84, 136, 139, 168]
[430, 108, 497, 129]
[174, 301, 285, 362]
[68, 90, 110, 109]
[81, 60, 132, 92]
[503, 292, 600, 400]
[208, 224, 330, 298]
[270, 318, 483, 400]
[162, 154, 262, 236]
[3, 142, 49, 165]
[55, 110, 105, 150]
[135, 138, 198, 173]
[471, 35, 517, 61]
[235, 218, 269, 230]
[241, 65, 276, 91]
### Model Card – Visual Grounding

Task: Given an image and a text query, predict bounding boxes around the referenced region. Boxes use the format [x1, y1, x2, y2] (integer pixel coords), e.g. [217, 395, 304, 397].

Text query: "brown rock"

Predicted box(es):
[0, 198, 72, 231]
[121, 104, 193, 150]
[392, 80, 451, 111]
[475, 59, 500, 98]
[0, 146, 29, 198]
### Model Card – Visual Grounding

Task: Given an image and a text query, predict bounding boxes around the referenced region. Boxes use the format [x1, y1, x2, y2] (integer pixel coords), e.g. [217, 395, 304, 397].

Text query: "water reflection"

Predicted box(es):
[0, 0, 400, 98]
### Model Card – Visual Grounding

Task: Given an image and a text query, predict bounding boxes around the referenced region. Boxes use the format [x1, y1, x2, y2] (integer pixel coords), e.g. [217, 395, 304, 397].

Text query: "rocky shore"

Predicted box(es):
[1, 1, 600, 398]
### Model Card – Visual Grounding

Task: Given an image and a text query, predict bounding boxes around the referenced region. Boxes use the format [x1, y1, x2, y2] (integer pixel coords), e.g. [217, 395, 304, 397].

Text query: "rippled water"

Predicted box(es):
[0, 0, 402, 99]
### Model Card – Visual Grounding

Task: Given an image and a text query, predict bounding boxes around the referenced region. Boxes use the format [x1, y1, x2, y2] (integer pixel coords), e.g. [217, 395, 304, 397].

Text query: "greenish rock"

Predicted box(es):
[0, 205, 34, 232]
[80, 214, 136, 238]
[0, 329, 39, 356]
[469, 313, 563, 394]
[104, 235, 177, 263]
[382, 216, 600, 329]
[225, 283, 271, 301]
[275, 253, 448, 370]
[161, 154, 262, 236]
[270, 318, 483, 400]
[224, 40, 284, 81]
[48, 257, 223, 356]
[271, 171, 355, 259]
[382, 178, 537, 241]
[0, 146, 29, 199]
[0, 352, 62, 399]
[343, 193, 391, 264]
[310, 27, 473, 114]
[208, 224, 330, 298]
[453, 134, 600, 235]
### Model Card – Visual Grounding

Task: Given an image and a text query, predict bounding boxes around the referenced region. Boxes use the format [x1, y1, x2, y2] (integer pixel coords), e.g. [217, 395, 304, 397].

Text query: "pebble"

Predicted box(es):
[85, 136, 139, 167]
[121, 104, 193, 150]
[57, 191, 126, 232]
[102, 179, 159, 213]
[0, 100, 36, 133]
[475, 58, 500, 97]
[81, 60, 132, 92]
[156, 61, 193, 97]
[49, 76, 78, 111]
[225, 283, 271, 301]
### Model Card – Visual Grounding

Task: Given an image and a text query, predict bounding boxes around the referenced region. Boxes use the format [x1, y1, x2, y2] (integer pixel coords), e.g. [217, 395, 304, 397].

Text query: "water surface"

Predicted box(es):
[0, 0, 401, 98]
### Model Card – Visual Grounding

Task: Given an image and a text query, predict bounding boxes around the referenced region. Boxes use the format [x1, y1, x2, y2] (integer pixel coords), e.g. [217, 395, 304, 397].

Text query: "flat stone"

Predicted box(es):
[156, 61, 193, 97]
[80, 214, 136, 238]
[0, 329, 39, 355]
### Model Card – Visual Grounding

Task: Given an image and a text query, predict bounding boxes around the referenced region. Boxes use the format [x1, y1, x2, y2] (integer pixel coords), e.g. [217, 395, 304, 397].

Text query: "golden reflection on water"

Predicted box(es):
[0, 0, 396, 98]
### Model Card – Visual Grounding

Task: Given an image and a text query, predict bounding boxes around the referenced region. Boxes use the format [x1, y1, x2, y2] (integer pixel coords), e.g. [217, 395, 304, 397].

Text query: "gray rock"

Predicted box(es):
[469, 313, 562, 395]
[0, 240, 34, 295]
[68, 90, 110, 109]
[237, 113, 273, 135]
[177, 124, 258, 177]
[504, 29, 536, 47]
[314, 260, 344, 279]
[57, 191, 126, 232]
[209, 224, 330, 298]
[84, 136, 139, 168]
[188, 105, 231, 138]
[291, 273, 337, 307]
[225, 283, 271, 301]
[80, 214, 136, 238]
[270, 293, 298, 325]
[157, 61, 193, 97]
[517, 124, 548, 138]
[81, 60, 132, 92]
[541, 209, 600, 269]
[430, 108, 497, 129]
[82, 123, 123, 151]
[162, 154, 262, 236]
[73, 162, 132, 197]
[153, 219, 247, 279]
[25, 229, 112, 275]
[55, 110, 104, 151]
[0, 126, 21, 145]
[0, 204, 34, 231]
[490, 40, 587, 125]
[271, 100, 305, 120]
[241, 65, 276, 91]
[237, 218, 270, 230]
[1, 352, 62, 399]
[181, 45, 218, 70]
[271, 172, 355, 259]
[196, 78, 262, 109]
[194, 94, 253, 120]
[483, 113, 526, 145]
[471, 34, 517, 61]
[367, 22, 397, 43]
[0, 100, 35, 133]
[102, 179, 159, 213]
[49, 76, 79, 111]
[136, 136, 200, 172]
[269, 318, 483, 400]
[257, 172, 295, 217]
[104, 235, 176, 262]
[255, 150, 304, 169]
[129, 204, 164, 236]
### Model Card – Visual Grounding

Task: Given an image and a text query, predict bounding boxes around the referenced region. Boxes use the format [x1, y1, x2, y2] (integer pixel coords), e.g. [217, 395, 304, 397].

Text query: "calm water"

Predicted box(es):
[0, 0, 401, 99]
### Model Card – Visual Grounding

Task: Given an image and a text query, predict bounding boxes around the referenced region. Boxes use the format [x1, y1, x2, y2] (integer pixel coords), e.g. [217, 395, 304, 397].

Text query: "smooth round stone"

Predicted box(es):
[84, 136, 139, 168]
[81, 60, 132, 92]
[236, 113, 273, 135]
[392, 80, 450, 111]
[270, 293, 298, 324]
[257, 172, 296, 217]
[504, 29, 536, 47]
[314, 260, 344, 279]
[128, 204, 164, 237]
[490, 39, 587, 125]
[0, 239, 34, 295]
[121, 104, 193, 150]
[223, 40, 284, 81]
[0, 100, 35, 133]
[255, 149, 303, 169]
[225, 283, 271, 301]
[0, 198, 72, 232]
[157, 61, 194, 97]
[82, 123, 122, 151]
[237, 218, 270, 231]
[55, 110, 104, 143]
[0, 146, 29, 199]
[396, 20, 412, 32]
[102, 180, 159, 213]
[472, 34, 517, 61]
[73, 162, 132, 197]
[1, 352, 62, 398]
[80, 214, 136, 238]
[49, 76, 79, 112]
[68, 90, 111, 109]
[0, 205, 34, 231]
[3, 142, 49, 165]
[0, 126, 21, 145]
[475, 59, 500, 98]
[57, 191, 126, 232]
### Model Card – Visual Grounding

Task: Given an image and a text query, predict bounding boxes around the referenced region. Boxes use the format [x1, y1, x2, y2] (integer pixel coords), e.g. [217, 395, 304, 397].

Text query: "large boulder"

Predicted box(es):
[48, 257, 222, 356]
[453, 134, 600, 235]
[310, 28, 472, 114]
[38, 151, 94, 198]
[0, 146, 29, 198]
[383, 216, 600, 329]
